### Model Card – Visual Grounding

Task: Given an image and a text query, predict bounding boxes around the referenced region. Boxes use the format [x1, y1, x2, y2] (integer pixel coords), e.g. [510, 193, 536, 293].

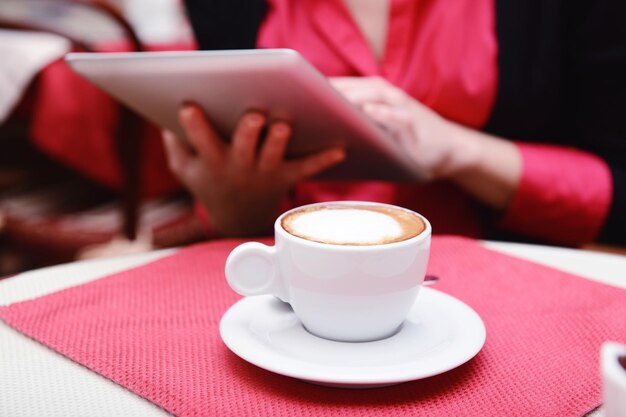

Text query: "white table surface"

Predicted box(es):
[1, 241, 625, 417]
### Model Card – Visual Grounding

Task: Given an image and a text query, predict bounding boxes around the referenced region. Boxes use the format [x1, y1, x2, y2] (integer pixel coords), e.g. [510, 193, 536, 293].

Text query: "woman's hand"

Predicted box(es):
[162, 104, 345, 236]
[330, 76, 470, 180]
[330, 76, 522, 209]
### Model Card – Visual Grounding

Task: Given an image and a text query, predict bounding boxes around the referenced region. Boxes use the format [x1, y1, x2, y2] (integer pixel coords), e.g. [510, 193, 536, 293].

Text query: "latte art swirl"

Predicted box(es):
[281, 203, 425, 245]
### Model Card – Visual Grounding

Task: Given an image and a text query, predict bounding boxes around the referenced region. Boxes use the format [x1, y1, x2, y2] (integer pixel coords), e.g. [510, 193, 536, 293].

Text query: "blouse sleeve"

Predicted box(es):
[498, 143, 612, 246]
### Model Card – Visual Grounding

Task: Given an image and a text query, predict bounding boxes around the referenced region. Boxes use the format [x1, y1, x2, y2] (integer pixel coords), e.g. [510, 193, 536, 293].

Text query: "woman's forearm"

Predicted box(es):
[442, 122, 522, 211]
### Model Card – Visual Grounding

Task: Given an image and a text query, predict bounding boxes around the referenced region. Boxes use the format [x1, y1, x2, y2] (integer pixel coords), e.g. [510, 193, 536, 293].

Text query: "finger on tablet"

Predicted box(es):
[178, 104, 224, 163]
[162, 130, 193, 178]
[231, 111, 266, 167]
[330, 77, 404, 106]
[287, 147, 346, 183]
[328, 76, 363, 90]
[363, 102, 411, 126]
[258, 122, 291, 171]
[362, 103, 413, 142]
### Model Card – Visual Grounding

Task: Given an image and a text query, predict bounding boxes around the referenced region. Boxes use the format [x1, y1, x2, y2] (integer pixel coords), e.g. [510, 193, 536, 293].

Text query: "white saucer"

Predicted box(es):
[219, 287, 486, 388]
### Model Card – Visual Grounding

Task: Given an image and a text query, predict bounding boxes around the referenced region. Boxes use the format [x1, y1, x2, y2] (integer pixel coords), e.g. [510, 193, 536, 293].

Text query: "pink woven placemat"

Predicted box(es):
[1, 236, 625, 416]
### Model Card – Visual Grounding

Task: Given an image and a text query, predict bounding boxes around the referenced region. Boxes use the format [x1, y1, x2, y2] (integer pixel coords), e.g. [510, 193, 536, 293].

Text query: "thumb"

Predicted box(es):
[162, 130, 195, 178]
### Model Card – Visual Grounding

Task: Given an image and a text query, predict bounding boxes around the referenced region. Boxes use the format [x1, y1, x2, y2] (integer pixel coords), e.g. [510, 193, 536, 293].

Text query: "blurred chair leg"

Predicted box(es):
[116, 106, 144, 241]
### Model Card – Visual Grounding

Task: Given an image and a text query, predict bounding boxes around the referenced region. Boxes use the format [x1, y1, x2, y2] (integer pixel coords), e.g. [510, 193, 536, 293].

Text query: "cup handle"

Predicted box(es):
[225, 242, 288, 301]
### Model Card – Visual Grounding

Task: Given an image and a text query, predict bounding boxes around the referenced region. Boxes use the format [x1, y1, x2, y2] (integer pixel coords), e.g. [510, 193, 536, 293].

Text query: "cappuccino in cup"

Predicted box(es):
[281, 203, 425, 246]
[225, 201, 431, 342]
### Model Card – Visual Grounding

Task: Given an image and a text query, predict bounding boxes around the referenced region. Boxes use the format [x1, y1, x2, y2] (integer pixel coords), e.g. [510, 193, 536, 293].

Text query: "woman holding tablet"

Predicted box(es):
[163, 0, 626, 246]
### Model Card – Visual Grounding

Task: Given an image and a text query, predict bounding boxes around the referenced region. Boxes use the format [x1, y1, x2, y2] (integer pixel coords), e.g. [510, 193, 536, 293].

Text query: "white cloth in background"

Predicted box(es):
[0, 29, 70, 124]
[109, 0, 192, 43]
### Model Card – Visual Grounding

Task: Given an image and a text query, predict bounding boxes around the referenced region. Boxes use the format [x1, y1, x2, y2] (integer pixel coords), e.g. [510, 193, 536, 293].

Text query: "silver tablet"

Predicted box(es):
[65, 49, 420, 181]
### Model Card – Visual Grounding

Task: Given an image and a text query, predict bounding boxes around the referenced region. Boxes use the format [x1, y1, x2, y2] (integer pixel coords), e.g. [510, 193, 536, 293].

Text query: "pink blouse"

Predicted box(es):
[252, 0, 612, 245]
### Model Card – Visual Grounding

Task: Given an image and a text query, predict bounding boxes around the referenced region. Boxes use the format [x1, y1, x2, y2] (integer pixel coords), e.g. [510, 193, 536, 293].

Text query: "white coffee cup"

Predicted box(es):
[225, 201, 431, 342]
[601, 341, 626, 417]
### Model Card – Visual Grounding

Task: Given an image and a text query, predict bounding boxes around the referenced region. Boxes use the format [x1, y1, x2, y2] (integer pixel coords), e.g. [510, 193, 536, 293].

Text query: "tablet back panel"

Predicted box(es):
[66, 49, 419, 181]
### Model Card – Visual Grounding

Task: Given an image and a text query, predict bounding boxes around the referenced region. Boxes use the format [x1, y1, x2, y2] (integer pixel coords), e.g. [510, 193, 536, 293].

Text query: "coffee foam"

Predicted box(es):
[281, 204, 424, 246]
